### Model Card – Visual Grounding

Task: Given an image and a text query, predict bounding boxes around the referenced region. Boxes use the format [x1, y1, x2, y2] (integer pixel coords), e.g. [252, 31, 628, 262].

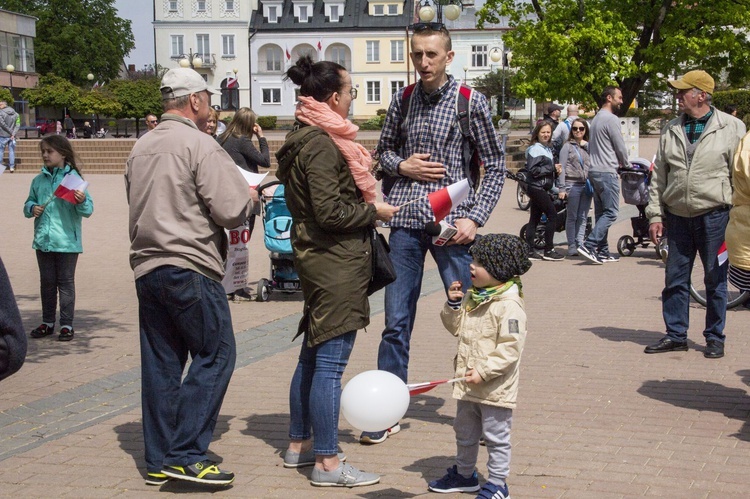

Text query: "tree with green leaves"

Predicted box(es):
[107, 78, 163, 136]
[21, 74, 80, 110]
[0, 0, 134, 86]
[477, 0, 750, 112]
[0, 88, 13, 105]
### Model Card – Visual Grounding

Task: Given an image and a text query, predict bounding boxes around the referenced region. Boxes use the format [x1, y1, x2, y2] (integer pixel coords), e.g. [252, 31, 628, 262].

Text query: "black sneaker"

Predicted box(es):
[58, 327, 74, 342]
[528, 251, 543, 261]
[543, 249, 565, 261]
[30, 324, 54, 338]
[145, 472, 169, 486]
[359, 423, 401, 444]
[577, 245, 603, 265]
[428, 465, 480, 493]
[162, 460, 235, 485]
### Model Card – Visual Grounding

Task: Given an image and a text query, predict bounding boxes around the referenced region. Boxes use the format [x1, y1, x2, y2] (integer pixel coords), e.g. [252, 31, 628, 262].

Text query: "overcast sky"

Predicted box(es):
[115, 0, 155, 69]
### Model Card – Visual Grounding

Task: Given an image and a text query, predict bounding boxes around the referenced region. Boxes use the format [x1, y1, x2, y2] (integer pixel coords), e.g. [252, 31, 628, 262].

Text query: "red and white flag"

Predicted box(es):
[285, 45, 291, 61]
[54, 174, 88, 204]
[428, 179, 470, 222]
[718, 241, 729, 266]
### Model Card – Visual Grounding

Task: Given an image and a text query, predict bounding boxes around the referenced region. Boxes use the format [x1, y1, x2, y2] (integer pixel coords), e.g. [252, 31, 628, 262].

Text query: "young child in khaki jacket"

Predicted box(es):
[428, 233, 531, 499]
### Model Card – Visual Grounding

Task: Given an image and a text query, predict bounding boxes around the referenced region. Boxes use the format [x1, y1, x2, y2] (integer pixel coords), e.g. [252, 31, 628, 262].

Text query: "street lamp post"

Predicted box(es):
[179, 48, 203, 69]
[415, 0, 463, 24]
[5, 64, 14, 97]
[489, 48, 512, 117]
[463, 65, 468, 84]
[87, 73, 97, 133]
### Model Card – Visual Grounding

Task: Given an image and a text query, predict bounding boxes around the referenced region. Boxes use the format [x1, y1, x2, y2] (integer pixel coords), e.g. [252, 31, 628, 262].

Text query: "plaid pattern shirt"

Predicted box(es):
[683, 109, 713, 144]
[377, 76, 505, 229]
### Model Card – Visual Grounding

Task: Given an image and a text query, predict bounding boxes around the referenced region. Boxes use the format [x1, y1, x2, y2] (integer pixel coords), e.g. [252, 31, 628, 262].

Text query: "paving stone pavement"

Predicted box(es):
[1, 137, 750, 497]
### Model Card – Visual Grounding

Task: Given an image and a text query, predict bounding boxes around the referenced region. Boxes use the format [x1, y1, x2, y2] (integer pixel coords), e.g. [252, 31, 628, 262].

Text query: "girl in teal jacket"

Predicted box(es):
[23, 135, 93, 341]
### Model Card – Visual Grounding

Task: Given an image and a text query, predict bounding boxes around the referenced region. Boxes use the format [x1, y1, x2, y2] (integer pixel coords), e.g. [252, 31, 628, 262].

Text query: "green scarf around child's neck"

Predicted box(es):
[466, 277, 522, 312]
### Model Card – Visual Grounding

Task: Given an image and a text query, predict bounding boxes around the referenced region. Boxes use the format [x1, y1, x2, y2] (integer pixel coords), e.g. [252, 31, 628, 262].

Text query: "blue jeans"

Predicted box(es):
[0, 136, 15, 167]
[565, 182, 592, 252]
[663, 209, 729, 343]
[584, 171, 620, 255]
[289, 331, 356, 455]
[135, 266, 237, 473]
[36, 251, 78, 327]
[378, 228, 472, 383]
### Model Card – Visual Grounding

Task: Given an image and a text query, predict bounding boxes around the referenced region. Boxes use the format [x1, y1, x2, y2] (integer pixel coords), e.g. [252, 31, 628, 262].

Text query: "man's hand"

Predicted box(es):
[397, 153, 445, 182]
[649, 222, 664, 246]
[249, 187, 260, 205]
[449, 218, 478, 245]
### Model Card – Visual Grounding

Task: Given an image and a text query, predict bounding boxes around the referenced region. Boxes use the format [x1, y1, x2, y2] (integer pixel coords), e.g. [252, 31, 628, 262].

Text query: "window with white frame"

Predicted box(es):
[366, 81, 381, 103]
[197, 0, 206, 11]
[366, 41, 379, 63]
[196, 34, 210, 59]
[170, 35, 184, 58]
[265, 46, 283, 71]
[267, 5, 279, 22]
[390, 40, 404, 62]
[329, 45, 348, 68]
[222, 35, 235, 57]
[262, 88, 281, 104]
[471, 45, 488, 67]
[298, 5, 309, 22]
[388, 4, 398, 15]
[329, 5, 340, 22]
[390, 80, 405, 97]
[225, 0, 234, 11]
[373, 4, 384, 15]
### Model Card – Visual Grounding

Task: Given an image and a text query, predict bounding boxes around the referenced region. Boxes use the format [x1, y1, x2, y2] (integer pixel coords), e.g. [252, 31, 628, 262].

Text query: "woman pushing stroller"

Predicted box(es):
[524, 122, 566, 261]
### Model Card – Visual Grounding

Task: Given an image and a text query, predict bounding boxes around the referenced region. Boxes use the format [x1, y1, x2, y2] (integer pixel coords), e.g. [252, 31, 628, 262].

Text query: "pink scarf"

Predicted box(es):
[295, 95, 377, 203]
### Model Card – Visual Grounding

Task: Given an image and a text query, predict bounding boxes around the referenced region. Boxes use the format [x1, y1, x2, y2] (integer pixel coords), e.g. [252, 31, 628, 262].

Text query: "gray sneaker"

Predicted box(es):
[310, 462, 380, 487]
[283, 449, 346, 468]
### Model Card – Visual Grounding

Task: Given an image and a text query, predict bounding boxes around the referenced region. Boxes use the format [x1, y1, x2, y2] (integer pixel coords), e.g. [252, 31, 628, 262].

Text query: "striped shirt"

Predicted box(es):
[377, 76, 505, 229]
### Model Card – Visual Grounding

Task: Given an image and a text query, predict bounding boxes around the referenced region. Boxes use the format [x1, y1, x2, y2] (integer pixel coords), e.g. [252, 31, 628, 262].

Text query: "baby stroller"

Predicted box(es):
[255, 181, 302, 301]
[508, 171, 591, 249]
[616, 158, 662, 257]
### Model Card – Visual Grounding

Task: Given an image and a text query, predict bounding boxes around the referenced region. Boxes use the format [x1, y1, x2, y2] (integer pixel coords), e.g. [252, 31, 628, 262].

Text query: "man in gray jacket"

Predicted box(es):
[125, 68, 257, 487]
[578, 87, 629, 264]
[644, 70, 746, 359]
[0, 101, 20, 173]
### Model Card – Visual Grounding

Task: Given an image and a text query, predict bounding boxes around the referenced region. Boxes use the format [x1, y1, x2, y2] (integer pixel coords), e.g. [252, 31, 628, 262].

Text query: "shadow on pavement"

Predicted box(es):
[20, 306, 130, 363]
[582, 326, 687, 348]
[240, 412, 290, 457]
[355, 486, 420, 498]
[637, 379, 750, 441]
[404, 454, 465, 485]
[404, 394, 452, 426]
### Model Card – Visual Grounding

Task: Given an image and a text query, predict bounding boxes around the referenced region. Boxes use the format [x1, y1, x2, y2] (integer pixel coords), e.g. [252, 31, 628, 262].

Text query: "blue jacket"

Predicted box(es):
[23, 165, 94, 253]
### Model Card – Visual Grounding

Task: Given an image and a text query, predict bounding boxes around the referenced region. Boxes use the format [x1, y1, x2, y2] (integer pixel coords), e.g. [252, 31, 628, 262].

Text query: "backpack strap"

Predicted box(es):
[456, 84, 480, 189]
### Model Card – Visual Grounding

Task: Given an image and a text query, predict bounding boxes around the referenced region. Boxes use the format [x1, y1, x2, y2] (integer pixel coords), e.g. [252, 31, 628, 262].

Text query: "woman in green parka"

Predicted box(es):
[23, 135, 93, 342]
[276, 55, 398, 488]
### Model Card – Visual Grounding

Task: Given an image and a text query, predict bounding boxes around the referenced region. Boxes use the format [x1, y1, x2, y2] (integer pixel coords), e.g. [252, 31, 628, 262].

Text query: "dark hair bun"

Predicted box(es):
[286, 55, 315, 86]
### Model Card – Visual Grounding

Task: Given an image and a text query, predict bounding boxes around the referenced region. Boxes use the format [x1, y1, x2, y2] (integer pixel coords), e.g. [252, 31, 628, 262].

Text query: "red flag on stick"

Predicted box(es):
[427, 179, 470, 222]
[407, 377, 466, 396]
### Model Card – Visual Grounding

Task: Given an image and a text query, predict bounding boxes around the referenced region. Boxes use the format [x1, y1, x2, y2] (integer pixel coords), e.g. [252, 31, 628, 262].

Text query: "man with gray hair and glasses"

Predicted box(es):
[644, 70, 745, 359]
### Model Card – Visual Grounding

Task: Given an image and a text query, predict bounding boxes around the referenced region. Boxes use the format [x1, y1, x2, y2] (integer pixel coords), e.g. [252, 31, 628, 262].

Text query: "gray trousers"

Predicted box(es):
[454, 399, 512, 486]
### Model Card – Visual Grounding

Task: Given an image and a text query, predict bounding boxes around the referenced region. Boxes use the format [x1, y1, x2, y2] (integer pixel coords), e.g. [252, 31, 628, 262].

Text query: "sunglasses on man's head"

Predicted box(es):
[571, 126, 585, 131]
[410, 22, 444, 32]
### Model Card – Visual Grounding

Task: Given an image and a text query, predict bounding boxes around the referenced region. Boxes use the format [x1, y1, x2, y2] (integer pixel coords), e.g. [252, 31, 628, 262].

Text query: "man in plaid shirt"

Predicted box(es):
[360, 25, 505, 445]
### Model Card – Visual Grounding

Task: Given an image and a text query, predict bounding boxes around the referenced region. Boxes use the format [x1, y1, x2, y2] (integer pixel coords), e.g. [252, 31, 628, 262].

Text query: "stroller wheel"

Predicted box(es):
[256, 278, 270, 302]
[617, 235, 635, 256]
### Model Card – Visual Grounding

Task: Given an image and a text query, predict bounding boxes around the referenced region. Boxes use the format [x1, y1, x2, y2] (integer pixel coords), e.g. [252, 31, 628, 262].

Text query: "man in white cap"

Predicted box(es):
[644, 70, 746, 359]
[125, 68, 258, 486]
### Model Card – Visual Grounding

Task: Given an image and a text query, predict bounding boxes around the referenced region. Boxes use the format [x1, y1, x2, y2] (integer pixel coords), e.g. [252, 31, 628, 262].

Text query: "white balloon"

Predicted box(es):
[340, 370, 410, 432]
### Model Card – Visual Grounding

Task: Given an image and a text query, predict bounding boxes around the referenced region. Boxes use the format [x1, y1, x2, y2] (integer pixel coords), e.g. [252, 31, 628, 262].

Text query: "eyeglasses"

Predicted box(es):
[571, 126, 585, 131]
[348, 88, 358, 99]
[410, 22, 444, 32]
